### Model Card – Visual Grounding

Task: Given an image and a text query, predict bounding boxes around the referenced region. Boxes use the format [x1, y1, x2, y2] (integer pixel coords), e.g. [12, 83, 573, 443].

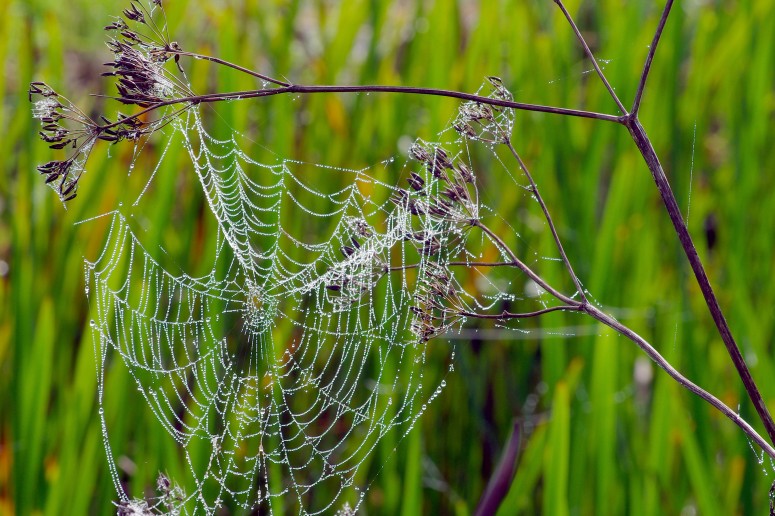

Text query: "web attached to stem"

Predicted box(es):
[86, 95, 528, 512]
[62, 3, 570, 513]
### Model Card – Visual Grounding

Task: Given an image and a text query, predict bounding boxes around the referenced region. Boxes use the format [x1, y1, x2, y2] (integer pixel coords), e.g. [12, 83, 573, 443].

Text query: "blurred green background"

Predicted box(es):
[3, 0, 775, 514]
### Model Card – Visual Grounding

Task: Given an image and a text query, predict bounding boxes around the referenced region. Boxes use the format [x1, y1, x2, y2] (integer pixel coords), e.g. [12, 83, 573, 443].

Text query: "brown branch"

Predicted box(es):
[170, 50, 291, 87]
[504, 140, 587, 303]
[583, 303, 775, 459]
[631, 0, 675, 115]
[458, 305, 580, 320]
[625, 116, 775, 446]
[98, 84, 623, 133]
[553, 0, 627, 114]
[472, 220, 576, 305]
[389, 261, 518, 272]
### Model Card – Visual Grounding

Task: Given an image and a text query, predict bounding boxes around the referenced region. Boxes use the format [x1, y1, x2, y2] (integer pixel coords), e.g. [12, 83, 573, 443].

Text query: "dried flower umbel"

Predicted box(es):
[29, 80, 161, 203]
[410, 260, 466, 342]
[103, 0, 191, 107]
[404, 141, 479, 227]
[29, 82, 102, 202]
[30, 0, 193, 204]
[453, 76, 515, 144]
[393, 140, 482, 341]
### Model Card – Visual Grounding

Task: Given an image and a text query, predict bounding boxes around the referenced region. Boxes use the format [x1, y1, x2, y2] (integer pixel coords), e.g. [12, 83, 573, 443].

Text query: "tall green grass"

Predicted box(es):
[3, 0, 775, 513]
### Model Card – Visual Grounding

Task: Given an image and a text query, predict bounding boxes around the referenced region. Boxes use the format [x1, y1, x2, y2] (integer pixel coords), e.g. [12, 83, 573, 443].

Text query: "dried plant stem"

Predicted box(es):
[458, 305, 580, 320]
[503, 140, 587, 303]
[583, 303, 775, 460]
[632, 0, 675, 115]
[99, 84, 622, 133]
[553, 0, 627, 114]
[626, 117, 775, 445]
[170, 50, 291, 87]
[474, 217, 775, 459]
[390, 261, 518, 272]
[473, 220, 576, 305]
[554, 0, 775, 447]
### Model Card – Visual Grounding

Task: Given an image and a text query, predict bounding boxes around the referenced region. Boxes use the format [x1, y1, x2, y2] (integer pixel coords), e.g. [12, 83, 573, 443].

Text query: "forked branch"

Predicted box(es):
[551, 0, 775, 446]
[29, 0, 775, 467]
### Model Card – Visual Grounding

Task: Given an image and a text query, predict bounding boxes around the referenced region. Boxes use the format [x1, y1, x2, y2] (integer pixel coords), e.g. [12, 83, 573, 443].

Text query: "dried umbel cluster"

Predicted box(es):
[454, 76, 515, 144]
[29, 78, 154, 203]
[29, 81, 157, 203]
[29, 82, 100, 202]
[410, 261, 466, 342]
[394, 141, 480, 230]
[30, 0, 189, 204]
[102, 0, 189, 107]
[390, 141, 480, 341]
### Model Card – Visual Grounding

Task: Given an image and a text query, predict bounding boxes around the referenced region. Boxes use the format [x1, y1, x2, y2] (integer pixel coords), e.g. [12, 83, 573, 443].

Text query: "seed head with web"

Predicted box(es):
[31, 2, 556, 513]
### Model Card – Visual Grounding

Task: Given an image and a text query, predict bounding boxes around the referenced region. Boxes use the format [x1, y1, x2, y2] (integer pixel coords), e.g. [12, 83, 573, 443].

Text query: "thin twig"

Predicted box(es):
[472, 220, 576, 305]
[389, 261, 518, 272]
[631, 0, 675, 115]
[458, 305, 580, 320]
[584, 303, 775, 460]
[553, 0, 628, 114]
[465, 219, 775, 460]
[97, 84, 622, 132]
[504, 140, 588, 303]
[170, 50, 291, 87]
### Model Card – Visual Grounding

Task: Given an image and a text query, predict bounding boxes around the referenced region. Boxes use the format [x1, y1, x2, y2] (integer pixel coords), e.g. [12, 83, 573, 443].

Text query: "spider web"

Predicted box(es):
[67, 3, 573, 512]
[85, 100, 518, 513]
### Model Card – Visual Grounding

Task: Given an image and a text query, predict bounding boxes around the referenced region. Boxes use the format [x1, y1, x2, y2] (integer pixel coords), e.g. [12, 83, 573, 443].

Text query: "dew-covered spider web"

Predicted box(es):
[79, 62, 592, 512]
[23, 1, 614, 513]
[83, 89, 547, 512]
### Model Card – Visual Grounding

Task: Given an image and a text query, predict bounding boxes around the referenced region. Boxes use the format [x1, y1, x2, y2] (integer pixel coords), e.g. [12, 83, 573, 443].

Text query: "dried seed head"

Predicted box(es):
[407, 172, 425, 192]
[106, 42, 177, 106]
[486, 76, 512, 101]
[409, 142, 432, 163]
[28, 82, 58, 101]
[453, 121, 476, 139]
[422, 237, 442, 255]
[410, 230, 427, 243]
[427, 200, 453, 218]
[455, 162, 475, 183]
[454, 77, 515, 144]
[349, 218, 373, 238]
[407, 198, 426, 216]
[441, 184, 470, 203]
[433, 147, 453, 170]
[425, 262, 450, 283]
[157, 473, 171, 494]
[122, 4, 146, 24]
[37, 160, 70, 179]
[104, 18, 129, 31]
[390, 188, 409, 207]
